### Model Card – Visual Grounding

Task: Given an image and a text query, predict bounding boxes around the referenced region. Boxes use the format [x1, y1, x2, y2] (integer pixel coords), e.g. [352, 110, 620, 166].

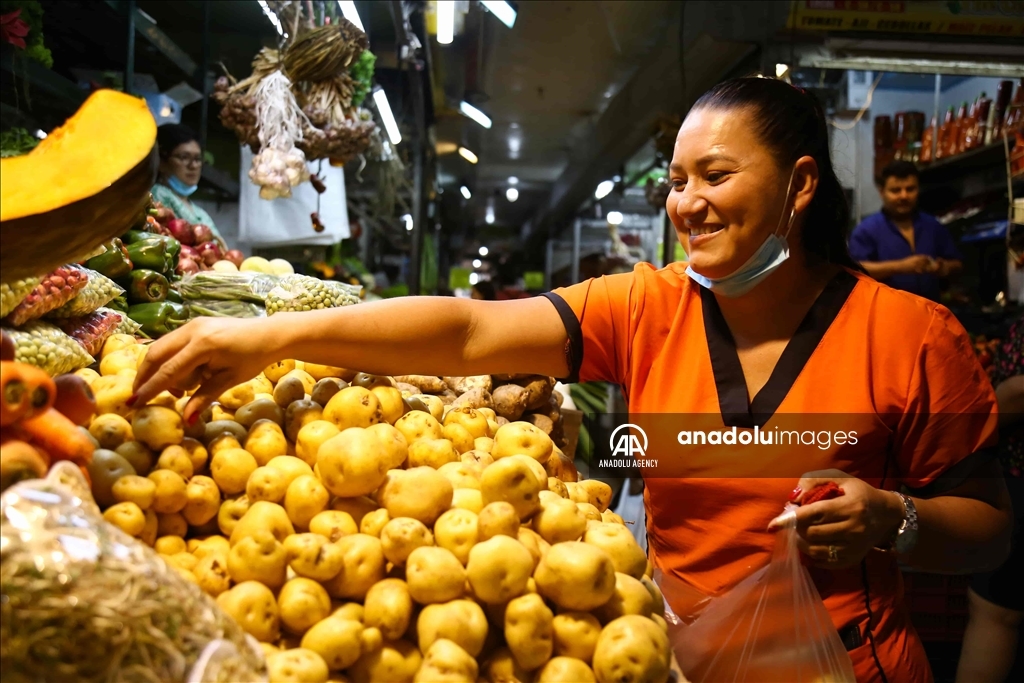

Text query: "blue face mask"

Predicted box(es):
[685, 168, 798, 298]
[168, 175, 199, 197]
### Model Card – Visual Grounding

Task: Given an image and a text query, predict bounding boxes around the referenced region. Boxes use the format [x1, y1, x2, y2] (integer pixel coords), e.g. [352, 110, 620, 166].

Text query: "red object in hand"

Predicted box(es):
[801, 482, 845, 505]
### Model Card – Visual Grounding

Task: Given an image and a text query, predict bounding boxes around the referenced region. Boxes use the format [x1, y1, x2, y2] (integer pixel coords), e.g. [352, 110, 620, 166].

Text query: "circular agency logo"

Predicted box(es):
[609, 423, 649, 459]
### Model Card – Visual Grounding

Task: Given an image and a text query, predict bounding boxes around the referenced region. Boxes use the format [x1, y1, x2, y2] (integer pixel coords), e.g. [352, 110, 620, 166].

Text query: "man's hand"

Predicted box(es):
[901, 254, 935, 274]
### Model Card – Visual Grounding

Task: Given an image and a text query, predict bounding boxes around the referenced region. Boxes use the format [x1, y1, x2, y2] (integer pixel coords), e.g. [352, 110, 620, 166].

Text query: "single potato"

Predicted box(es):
[228, 529, 289, 589]
[491, 422, 553, 463]
[480, 458, 542, 521]
[329, 496, 377, 527]
[279, 577, 332, 634]
[156, 445, 193, 480]
[394, 411, 444, 444]
[466, 536, 533, 604]
[246, 465, 290, 503]
[591, 615, 671, 683]
[246, 419, 289, 466]
[115, 440, 155, 476]
[348, 639, 422, 683]
[194, 552, 232, 597]
[377, 467, 453, 527]
[578, 480, 614, 513]
[436, 461, 482, 491]
[477, 501, 521, 541]
[89, 413, 133, 449]
[450, 488, 484, 514]
[111, 474, 156, 510]
[536, 657, 597, 683]
[443, 407, 489, 440]
[408, 438, 459, 469]
[324, 387, 384, 430]
[406, 546, 466, 604]
[217, 495, 250, 537]
[417, 601, 489, 658]
[442, 423, 475, 455]
[147, 469, 188, 514]
[433, 508, 478, 566]
[266, 455, 314, 484]
[504, 593, 555, 671]
[322, 534, 386, 601]
[216, 580, 280, 643]
[230, 500, 296, 545]
[103, 501, 146, 536]
[366, 422, 409, 470]
[552, 611, 602, 663]
[371, 385, 405, 425]
[364, 578, 414, 641]
[132, 406, 184, 451]
[295, 420, 341, 467]
[284, 533, 345, 581]
[533, 497, 587, 545]
[309, 510, 359, 542]
[593, 572, 655, 624]
[414, 639, 478, 683]
[263, 359, 297, 383]
[317, 428, 391, 498]
[284, 474, 329, 530]
[584, 523, 648, 579]
[210, 447, 258, 496]
[381, 517, 434, 566]
[235, 397, 285, 429]
[265, 648, 330, 683]
[533, 542, 616, 611]
[301, 617, 365, 671]
[360, 507, 390, 537]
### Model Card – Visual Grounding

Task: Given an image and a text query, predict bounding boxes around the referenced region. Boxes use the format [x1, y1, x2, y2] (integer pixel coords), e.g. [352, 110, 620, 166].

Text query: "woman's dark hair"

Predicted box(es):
[472, 280, 497, 300]
[157, 123, 200, 160]
[691, 77, 863, 272]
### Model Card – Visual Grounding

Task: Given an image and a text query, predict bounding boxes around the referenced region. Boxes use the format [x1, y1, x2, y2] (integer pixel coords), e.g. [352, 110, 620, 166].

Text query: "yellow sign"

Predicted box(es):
[787, 1, 1024, 37]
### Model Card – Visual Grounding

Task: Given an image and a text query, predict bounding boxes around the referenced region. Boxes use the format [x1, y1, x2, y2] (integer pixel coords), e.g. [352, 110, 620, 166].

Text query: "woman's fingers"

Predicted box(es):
[133, 339, 209, 407]
[798, 521, 851, 544]
[792, 497, 848, 528]
[182, 370, 235, 424]
[135, 323, 199, 390]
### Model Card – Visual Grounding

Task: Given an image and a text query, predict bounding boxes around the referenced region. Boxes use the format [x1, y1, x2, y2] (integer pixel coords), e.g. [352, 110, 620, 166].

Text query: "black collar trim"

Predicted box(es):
[701, 270, 859, 428]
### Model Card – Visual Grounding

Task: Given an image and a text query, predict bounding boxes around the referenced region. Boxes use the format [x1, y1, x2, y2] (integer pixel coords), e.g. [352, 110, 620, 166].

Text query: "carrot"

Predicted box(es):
[14, 407, 94, 465]
[0, 439, 49, 492]
[1, 360, 56, 427]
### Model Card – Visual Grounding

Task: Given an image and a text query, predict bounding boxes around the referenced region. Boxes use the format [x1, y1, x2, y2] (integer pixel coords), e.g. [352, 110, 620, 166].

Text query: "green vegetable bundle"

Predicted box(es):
[186, 299, 266, 319]
[349, 50, 376, 108]
[177, 272, 280, 304]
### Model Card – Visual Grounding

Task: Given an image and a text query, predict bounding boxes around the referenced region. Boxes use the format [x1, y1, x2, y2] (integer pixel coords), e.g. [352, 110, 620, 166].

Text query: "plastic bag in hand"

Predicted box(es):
[655, 503, 856, 683]
[0, 463, 268, 683]
[44, 267, 125, 319]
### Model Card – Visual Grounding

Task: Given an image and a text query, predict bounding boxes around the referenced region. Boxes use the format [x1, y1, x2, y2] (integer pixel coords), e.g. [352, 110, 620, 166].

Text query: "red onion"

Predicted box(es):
[176, 257, 201, 276]
[193, 224, 214, 245]
[166, 218, 195, 245]
[223, 250, 245, 268]
[196, 241, 222, 266]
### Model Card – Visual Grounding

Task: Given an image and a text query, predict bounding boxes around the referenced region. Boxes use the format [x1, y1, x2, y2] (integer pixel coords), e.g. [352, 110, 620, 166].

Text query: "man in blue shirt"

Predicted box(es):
[849, 160, 962, 301]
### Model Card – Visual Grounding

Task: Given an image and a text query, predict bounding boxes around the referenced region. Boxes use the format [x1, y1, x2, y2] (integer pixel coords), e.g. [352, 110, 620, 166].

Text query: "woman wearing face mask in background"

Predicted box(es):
[151, 124, 228, 252]
[130, 78, 1011, 682]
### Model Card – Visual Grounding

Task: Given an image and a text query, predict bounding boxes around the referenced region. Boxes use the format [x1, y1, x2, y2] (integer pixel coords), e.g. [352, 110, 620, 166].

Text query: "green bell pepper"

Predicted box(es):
[165, 288, 184, 304]
[108, 295, 128, 313]
[84, 238, 133, 279]
[126, 269, 169, 304]
[127, 301, 189, 338]
[125, 238, 174, 275]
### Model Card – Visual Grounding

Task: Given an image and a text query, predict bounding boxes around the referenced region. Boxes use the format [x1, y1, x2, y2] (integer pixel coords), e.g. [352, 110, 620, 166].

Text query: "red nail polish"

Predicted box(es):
[126, 394, 138, 407]
[789, 487, 802, 502]
[187, 411, 200, 426]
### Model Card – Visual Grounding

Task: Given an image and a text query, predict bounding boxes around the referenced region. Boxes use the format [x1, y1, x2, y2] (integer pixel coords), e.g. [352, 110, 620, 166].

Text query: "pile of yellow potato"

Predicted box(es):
[76, 334, 674, 683]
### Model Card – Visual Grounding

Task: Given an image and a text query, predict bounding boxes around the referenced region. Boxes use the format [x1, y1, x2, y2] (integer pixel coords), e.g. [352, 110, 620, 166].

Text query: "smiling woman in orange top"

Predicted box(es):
[129, 78, 1011, 683]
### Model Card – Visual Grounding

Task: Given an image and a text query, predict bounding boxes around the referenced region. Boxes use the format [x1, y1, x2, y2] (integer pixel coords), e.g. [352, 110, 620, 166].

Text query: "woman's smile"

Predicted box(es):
[688, 224, 725, 247]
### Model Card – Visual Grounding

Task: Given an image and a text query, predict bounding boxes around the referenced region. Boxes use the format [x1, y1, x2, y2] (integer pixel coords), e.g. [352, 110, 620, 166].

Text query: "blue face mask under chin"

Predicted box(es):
[685, 168, 798, 298]
[168, 175, 199, 197]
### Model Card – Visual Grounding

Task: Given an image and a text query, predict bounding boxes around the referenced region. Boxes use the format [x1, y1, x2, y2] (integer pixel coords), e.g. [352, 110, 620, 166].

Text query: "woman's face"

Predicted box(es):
[666, 107, 791, 279]
[162, 140, 203, 186]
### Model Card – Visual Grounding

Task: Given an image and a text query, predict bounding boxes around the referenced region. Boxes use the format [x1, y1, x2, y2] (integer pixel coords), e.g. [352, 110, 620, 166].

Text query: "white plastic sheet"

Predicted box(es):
[238, 146, 350, 248]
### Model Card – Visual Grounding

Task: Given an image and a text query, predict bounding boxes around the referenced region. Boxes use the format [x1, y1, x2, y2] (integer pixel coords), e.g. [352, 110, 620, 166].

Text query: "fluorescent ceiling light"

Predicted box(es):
[508, 176, 518, 185]
[460, 185, 472, 199]
[472, 259, 482, 268]
[458, 147, 479, 164]
[506, 188, 519, 202]
[607, 211, 623, 225]
[481, 0, 516, 29]
[775, 63, 789, 78]
[257, 0, 285, 35]
[437, 0, 455, 44]
[34, 129, 47, 139]
[459, 101, 492, 129]
[485, 199, 496, 224]
[595, 180, 615, 200]
[402, 214, 414, 231]
[337, 1, 364, 32]
[469, 272, 480, 285]
[373, 88, 402, 145]
[479, 246, 489, 256]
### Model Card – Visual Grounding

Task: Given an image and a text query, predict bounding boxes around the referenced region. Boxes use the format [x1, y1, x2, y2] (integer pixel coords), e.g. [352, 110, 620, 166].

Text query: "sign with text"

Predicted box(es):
[787, 1, 1024, 37]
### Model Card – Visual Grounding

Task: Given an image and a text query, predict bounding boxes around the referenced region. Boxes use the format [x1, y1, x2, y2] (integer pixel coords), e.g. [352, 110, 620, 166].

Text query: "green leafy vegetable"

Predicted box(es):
[0, 127, 40, 158]
[349, 50, 376, 108]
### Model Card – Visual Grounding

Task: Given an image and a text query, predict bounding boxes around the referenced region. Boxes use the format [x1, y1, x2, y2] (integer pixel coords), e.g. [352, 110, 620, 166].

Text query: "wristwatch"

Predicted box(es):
[892, 492, 919, 555]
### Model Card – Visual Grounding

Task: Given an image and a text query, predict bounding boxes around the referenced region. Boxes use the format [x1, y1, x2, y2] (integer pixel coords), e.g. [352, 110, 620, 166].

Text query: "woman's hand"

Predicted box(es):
[131, 316, 285, 422]
[770, 469, 905, 569]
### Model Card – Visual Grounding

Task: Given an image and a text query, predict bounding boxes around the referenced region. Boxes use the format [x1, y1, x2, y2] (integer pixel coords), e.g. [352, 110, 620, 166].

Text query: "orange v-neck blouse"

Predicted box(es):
[545, 262, 998, 683]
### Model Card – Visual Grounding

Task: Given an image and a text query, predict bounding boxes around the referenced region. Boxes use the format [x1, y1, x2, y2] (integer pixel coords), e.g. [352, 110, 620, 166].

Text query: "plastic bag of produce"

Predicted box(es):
[0, 463, 269, 683]
[2, 320, 95, 376]
[655, 500, 856, 683]
[265, 274, 361, 314]
[107, 307, 145, 337]
[0, 277, 42, 319]
[187, 298, 267, 319]
[54, 308, 124, 357]
[177, 271, 280, 303]
[44, 267, 125, 319]
[3, 265, 89, 326]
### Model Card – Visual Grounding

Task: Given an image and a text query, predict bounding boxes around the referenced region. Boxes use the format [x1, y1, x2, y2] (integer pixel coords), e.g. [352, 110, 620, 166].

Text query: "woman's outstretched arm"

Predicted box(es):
[132, 295, 569, 419]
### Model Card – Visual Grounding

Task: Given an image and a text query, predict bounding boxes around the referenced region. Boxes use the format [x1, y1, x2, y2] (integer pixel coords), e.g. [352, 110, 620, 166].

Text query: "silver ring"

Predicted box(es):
[828, 545, 839, 563]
